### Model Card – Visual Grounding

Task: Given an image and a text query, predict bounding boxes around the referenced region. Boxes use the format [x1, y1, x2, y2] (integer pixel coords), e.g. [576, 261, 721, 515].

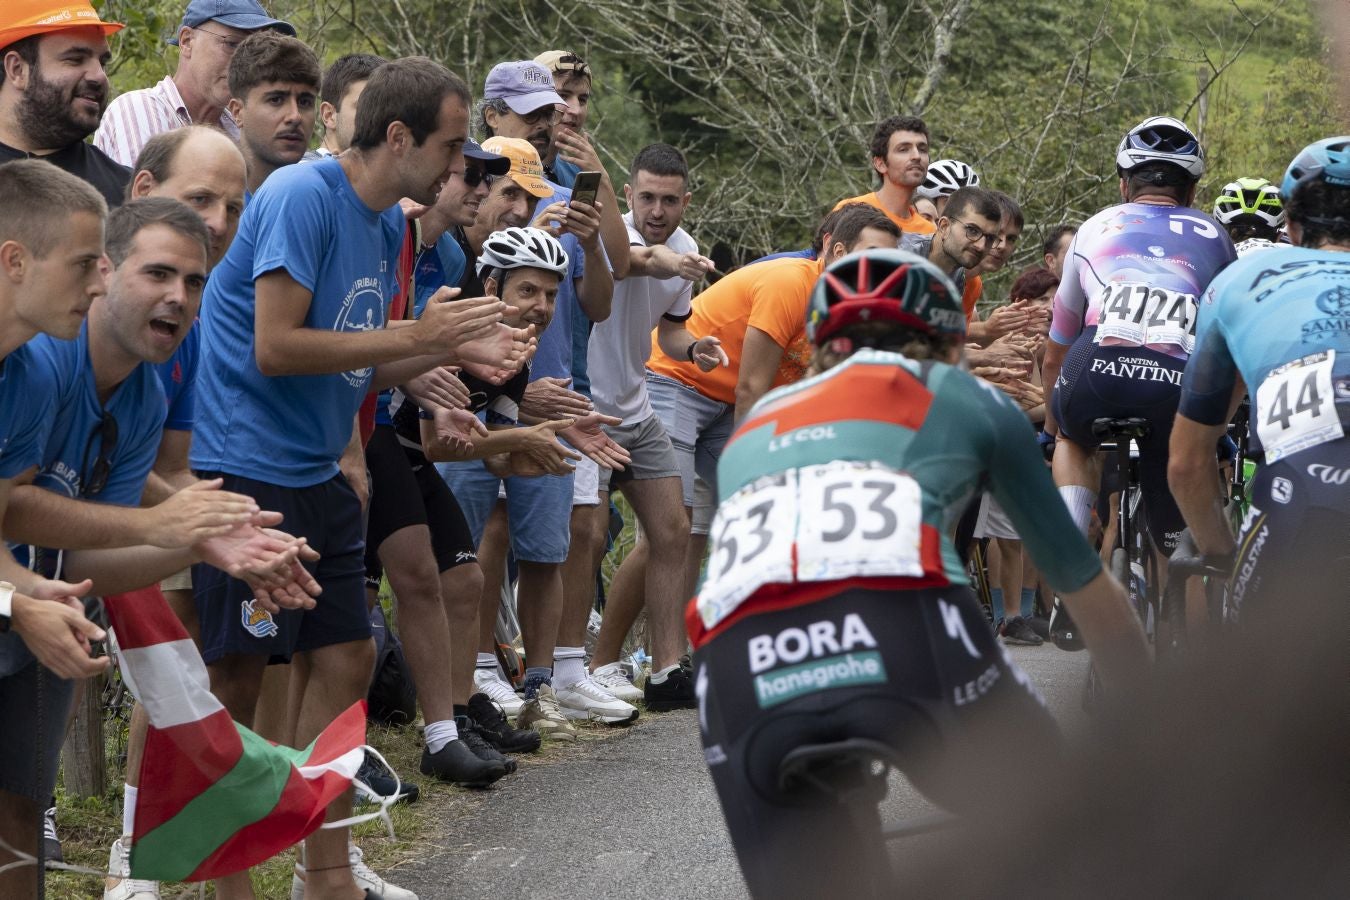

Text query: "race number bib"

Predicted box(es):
[1094, 283, 1199, 353]
[697, 462, 924, 629]
[1254, 350, 1343, 462]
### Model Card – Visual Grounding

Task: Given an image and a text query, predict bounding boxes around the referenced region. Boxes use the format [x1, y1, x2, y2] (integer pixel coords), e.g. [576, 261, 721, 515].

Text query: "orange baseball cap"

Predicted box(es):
[481, 136, 554, 199]
[1, 1, 124, 49]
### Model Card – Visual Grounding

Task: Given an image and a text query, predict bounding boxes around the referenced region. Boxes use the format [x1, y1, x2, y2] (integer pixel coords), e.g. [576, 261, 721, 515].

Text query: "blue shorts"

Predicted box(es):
[437, 460, 574, 563]
[192, 472, 371, 665]
[0, 636, 75, 803]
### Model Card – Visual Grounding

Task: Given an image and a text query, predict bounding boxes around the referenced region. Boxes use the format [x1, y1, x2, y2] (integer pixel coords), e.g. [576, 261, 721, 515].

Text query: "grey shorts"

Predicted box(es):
[974, 493, 1020, 541]
[599, 413, 682, 493]
[644, 371, 734, 509]
[0, 634, 75, 803]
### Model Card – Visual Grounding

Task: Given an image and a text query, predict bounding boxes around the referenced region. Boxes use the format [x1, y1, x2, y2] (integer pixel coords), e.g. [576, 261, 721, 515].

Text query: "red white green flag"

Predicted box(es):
[103, 586, 367, 883]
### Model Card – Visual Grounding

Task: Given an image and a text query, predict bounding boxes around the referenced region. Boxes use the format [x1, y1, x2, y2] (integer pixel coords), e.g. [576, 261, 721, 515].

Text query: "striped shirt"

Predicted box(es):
[94, 76, 240, 167]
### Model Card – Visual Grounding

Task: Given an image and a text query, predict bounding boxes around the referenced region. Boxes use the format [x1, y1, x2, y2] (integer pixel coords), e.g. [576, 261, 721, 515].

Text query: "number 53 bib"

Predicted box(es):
[696, 461, 925, 629]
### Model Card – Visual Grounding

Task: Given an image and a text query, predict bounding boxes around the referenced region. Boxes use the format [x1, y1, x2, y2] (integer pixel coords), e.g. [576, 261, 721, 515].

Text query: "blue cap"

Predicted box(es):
[483, 60, 564, 115]
[168, 0, 296, 45]
[464, 139, 510, 176]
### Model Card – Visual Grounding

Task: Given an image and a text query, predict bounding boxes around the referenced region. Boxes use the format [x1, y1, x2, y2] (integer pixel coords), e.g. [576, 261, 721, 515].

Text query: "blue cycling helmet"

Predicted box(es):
[1280, 136, 1350, 199]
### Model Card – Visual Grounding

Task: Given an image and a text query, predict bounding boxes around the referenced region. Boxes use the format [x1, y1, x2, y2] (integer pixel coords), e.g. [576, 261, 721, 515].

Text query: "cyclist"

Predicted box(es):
[688, 249, 1150, 899]
[1042, 116, 1235, 567]
[1170, 136, 1350, 617]
[1212, 176, 1285, 256]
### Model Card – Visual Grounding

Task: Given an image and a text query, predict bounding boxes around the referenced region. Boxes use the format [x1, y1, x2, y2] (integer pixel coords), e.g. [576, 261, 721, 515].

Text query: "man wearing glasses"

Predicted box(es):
[95, 0, 295, 167]
[901, 186, 1004, 300]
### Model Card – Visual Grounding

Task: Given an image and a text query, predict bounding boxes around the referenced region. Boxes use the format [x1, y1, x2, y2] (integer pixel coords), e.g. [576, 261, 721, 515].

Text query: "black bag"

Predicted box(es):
[367, 604, 418, 725]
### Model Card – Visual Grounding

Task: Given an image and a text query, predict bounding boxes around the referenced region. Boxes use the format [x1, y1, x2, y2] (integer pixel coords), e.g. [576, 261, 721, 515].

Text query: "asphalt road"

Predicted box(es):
[385, 644, 1091, 900]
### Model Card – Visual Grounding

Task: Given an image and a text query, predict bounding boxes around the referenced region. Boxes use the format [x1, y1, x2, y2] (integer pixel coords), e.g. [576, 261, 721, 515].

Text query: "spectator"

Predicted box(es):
[834, 114, 936, 236]
[225, 31, 321, 195]
[94, 0, 295, 166]
[613, 204, 900, 682]
[310, 52, 386, 159]
[0, 1, 127, 205]
[901, 186, 1001, 296]
[189, 57, 522, 899]
[128, 125, 247, 268]
[582, 143, 723, 708]
[1041, 223, 1077, 278]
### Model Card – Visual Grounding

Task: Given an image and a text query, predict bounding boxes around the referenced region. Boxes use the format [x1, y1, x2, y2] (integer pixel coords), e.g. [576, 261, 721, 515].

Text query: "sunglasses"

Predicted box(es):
[554, 54, 591, 78]
[518, 106, 561, 127]
[462, 167, 494, 189]
[80, 411, 118, 497]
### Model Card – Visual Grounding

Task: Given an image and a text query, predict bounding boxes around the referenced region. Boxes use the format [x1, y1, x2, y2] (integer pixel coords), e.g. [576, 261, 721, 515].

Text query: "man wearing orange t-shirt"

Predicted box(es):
[833, 115, 936, 237]
[643, 203, 899, 595]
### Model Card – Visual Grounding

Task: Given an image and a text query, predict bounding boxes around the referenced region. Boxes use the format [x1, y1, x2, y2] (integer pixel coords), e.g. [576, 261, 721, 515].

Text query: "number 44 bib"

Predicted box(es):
[1255, 350, 1343, 463]
[696, 461, 925, 629]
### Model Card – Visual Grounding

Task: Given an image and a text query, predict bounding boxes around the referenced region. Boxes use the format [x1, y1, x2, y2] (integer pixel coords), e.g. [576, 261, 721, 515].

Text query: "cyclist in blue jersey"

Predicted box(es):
[690, 249, 1149, 900]
[1170, 136, 1350, 618]
[1043, 117, 1235, 567]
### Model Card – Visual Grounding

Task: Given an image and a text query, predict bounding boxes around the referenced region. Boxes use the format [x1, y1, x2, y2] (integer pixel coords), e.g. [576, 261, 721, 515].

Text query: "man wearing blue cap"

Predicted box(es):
[94, 0, 295, 167]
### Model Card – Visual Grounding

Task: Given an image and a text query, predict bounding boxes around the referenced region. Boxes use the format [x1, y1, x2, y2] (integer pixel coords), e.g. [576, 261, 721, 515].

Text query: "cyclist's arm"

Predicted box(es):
[1169, 382, 1246, 557]
[1040, 338, 1071, 436]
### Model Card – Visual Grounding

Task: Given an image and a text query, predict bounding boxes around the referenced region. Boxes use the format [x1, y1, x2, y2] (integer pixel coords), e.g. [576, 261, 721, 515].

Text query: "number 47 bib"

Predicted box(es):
[1255, 349, 1343, 463]
[696, 461, 925, 629]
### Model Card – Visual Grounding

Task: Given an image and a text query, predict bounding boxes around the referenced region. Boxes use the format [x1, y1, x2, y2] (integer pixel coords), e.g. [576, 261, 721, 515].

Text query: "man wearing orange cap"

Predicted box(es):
[0, 0, 127, 206]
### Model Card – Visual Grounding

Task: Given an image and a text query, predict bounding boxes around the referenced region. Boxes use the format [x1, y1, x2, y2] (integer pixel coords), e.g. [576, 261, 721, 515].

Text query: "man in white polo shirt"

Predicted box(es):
[93, 0, 294, 166]
[580, 143, 725, 711]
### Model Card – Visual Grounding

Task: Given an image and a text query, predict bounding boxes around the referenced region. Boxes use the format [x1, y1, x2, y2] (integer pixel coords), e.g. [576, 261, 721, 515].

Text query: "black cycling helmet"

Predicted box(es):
[806, 249, 965, 347]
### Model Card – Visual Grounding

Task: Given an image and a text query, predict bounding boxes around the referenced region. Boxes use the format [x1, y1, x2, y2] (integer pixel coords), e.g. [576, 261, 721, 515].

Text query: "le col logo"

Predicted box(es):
[747, 613, 877, 673]
[1307, 463, 1350, 486]
[767, 424, 837, 452]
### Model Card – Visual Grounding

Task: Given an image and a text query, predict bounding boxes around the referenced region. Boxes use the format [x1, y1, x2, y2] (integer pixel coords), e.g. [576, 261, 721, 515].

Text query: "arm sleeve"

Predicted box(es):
[1048, 234, 1089, 346]
[249, 176, 330, 291]
[980, 384, 1103, 593]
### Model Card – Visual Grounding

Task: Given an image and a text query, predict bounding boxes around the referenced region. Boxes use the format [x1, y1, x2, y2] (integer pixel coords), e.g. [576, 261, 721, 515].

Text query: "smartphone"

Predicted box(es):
[569, 171, 602, 208]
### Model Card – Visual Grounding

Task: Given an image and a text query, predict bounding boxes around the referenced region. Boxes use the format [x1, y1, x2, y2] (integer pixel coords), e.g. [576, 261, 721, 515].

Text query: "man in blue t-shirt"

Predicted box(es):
[188, 58, 535, 898]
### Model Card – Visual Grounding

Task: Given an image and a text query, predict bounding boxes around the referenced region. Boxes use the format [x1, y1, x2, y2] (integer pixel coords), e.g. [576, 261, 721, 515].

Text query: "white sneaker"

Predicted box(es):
[473, 667, 524, 716]
[555, 674, 639, 724]
[103, 837, 160, 899]
[590, 661, 644, 703]
[291, 842, 418, 900]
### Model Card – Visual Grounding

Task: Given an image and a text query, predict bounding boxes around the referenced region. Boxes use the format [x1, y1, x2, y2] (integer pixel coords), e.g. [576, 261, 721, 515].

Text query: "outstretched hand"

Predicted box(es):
[559, 412, 631, 470]
[196, 524, 322, 613]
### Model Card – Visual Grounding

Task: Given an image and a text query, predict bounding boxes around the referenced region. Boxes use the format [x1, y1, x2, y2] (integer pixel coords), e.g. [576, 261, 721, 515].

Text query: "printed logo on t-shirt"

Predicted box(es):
[335, 278, 386, 387]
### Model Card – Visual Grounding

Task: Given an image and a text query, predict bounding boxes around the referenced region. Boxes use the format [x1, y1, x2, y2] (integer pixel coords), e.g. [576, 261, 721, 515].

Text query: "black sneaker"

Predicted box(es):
[457, 716, 517, 774]
[1002, 615, 1044, 646]
[42, 804, 62, 863]
[644, 665, 697, 711]
[468, 692, 542, 753]
[420, 738, 507, 787]
[354, 751, 419, 806]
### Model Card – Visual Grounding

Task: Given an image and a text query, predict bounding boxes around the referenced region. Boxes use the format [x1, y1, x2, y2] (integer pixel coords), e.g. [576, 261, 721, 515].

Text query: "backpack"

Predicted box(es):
[367, 604, 418, 726]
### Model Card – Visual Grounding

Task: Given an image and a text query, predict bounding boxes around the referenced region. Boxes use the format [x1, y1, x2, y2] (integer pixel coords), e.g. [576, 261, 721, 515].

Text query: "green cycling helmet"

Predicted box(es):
[1212, 177, 1285, 228]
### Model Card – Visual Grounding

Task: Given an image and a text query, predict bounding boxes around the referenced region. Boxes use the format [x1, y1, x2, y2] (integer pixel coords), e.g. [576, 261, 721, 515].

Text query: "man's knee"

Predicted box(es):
[207, 655, 267, 722]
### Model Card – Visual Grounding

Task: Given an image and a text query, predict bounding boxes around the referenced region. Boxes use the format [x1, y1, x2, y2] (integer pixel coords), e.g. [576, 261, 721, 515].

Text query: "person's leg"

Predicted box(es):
[590, 522, 649, 668]
[556, 501, 609, 659]
[0, 792, 39, 898]
[379, 525, 455, 726]
[516, 560, 564, 689]
[475, 503, 510, 662]
[294, 639, 376, 900]
[446, 562, 485, 705]
[252, 664, 292, 744]
[622, 475, 692, 671]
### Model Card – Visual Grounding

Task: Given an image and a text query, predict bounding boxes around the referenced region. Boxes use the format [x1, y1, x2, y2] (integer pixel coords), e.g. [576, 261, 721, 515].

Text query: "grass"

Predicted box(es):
[45, 499, 651, 898]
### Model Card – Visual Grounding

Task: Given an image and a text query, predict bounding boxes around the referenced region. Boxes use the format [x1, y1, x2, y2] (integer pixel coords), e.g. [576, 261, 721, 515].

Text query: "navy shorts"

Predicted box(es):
[363, 425, 477, 584]
[193, 471, 371, 665]
[1053, 332, 1187, 554]
[0, 637, 75, 803]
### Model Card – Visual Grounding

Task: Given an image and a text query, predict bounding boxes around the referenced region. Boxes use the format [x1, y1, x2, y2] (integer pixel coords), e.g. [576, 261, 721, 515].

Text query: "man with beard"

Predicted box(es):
[834, 115, 936, 238]
[0, 1, 127, 206]
[226, 31, 320, 197]
[94, 0, 295, 167]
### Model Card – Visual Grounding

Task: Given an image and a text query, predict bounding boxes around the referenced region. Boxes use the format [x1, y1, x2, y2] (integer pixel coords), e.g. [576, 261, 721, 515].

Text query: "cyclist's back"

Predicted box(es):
[690, 250, 1149, 900]
[1045, 116, 1235, 557]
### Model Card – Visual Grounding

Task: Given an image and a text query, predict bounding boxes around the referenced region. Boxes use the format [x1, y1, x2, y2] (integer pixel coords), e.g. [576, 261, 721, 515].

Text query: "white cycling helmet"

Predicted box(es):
[475, 226, 569, 278]
[1115, 116, 1205, 180]
[915, 159, 980, 200]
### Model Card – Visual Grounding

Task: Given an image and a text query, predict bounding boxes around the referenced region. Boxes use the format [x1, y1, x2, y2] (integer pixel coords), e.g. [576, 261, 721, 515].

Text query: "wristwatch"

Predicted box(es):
[0, 581, 13, 633]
